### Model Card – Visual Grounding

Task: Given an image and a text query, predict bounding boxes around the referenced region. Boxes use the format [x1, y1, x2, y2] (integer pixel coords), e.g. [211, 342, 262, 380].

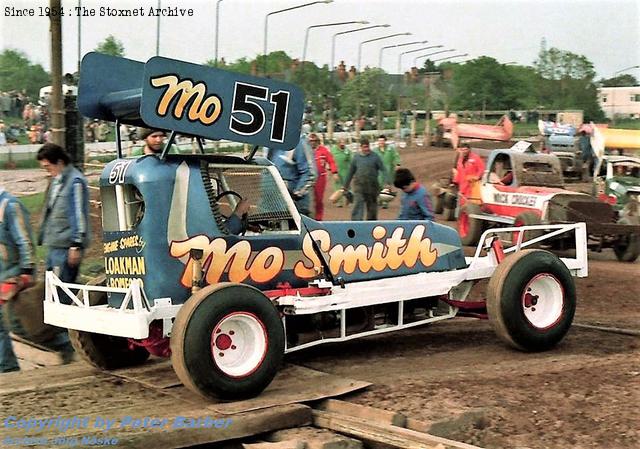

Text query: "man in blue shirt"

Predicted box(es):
[393, 168, 434, 221]
[0, 187, 35, 372]
[266, 135, 316, 216]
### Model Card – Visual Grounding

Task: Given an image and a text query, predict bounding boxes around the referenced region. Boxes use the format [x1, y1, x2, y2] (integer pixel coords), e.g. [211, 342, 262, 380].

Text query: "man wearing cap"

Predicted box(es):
[131, 128, 168, 156]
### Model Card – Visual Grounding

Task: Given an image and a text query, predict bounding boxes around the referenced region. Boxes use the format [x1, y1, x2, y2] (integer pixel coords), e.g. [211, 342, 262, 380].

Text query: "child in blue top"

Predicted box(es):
[393, 168, 434, 221]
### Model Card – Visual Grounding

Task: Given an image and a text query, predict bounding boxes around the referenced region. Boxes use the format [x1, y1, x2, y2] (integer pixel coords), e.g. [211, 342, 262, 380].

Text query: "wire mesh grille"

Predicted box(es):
[204, 165, 294, 222]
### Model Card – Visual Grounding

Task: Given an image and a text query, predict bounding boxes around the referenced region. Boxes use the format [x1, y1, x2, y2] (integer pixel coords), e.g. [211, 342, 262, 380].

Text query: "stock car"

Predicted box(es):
[42, 53, 590, 400]
[593, 154, 640, 218]
[457, 143, 640, 262]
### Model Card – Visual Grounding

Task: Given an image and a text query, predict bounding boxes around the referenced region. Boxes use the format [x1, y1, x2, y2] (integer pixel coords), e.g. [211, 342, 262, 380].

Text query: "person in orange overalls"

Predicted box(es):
[452, 145, 485, 204]
[310, 133, 338, 220]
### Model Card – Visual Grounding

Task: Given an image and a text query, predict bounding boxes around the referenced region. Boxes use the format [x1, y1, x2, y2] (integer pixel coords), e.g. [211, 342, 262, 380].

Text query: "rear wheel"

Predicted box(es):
[69, 327, 150, 370]
[512, 212, 542, 246]
[458, 203, 484, 246]
[487, 250, 575, 351]
[614, 217, 640, 262]
[68, 276, 150, 370]
[171, 284, 284, 400]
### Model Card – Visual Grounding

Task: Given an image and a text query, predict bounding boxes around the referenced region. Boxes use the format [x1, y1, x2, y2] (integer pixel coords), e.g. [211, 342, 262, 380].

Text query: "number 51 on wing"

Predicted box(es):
[141, 56, 304, 150]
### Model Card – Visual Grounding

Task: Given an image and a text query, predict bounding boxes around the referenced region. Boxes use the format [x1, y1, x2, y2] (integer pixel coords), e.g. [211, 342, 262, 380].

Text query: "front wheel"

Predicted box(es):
[171, 284, 284, 400]
[487, 250, 576, 352]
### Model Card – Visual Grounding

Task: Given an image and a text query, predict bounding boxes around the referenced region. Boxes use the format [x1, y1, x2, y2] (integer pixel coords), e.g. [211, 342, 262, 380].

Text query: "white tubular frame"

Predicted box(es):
[43, 271, 182, 339]
[43, 223, 588, 344]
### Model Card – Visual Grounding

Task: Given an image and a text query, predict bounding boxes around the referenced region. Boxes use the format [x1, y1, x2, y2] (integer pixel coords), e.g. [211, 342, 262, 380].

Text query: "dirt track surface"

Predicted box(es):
[2, 145, 639, 449]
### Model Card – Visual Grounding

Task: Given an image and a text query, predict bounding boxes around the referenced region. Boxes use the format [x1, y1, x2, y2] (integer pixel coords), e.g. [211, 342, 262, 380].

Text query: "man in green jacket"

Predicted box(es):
[373, 134, 401, 208]
[330, 138, 352, 207]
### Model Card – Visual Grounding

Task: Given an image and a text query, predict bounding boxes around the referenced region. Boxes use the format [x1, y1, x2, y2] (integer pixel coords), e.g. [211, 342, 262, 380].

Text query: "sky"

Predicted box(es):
[1, 0, 639, 80]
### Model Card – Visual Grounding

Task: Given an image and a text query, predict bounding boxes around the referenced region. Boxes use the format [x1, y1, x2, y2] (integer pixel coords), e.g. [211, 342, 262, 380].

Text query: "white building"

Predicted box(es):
[598, 86, 640, 119]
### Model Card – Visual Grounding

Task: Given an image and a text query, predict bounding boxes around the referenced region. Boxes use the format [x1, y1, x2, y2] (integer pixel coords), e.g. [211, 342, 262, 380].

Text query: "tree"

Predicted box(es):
[339, 68, 394, 118]
[448, 56, 531, 111]
[0, 49, 50, 99]
[534, 47, 603, 120]
[94, 35, 125, 57]
[600, 74, 638, 87]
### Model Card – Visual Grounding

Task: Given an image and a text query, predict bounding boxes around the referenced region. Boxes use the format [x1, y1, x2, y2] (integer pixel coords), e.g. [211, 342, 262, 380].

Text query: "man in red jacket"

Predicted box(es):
[453, 145, 485, 203]
[310, 133, 339, 220]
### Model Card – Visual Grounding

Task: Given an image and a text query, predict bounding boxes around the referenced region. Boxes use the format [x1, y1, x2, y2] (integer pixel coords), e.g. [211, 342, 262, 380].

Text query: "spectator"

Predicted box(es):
[266, 136, 316, 216]
[579, 130, 594, 179]
[37, 143, 90, 290]
[343, 137, 387, 221]
[452, 145, 485, 202]
[0, 187, 36, 373]
[330, 138, 353, 207]
[393, 168, 434, 221]
[309, 133, 338, 220]
[374, 134, 401, 208]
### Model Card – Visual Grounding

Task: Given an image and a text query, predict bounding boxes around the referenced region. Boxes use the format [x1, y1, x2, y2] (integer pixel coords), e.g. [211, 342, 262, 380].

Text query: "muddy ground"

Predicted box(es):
[1, 144, 638, 449]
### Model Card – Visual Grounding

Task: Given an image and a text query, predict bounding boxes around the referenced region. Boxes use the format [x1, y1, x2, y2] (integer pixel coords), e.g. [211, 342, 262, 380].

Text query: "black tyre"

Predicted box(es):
[458, 203, 484, 246]
[69, 328, 150, 370]
[613, 217, 640, 262]
[487, 250, 576, 352]
[171, 284, 284, 400]
[512, 212, 542, 246]
[68, 280, 150, 370]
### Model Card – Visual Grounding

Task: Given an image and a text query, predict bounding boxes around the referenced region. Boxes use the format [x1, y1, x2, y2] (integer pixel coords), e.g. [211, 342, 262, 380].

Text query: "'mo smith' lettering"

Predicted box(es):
[170, 225, 437, 286]
[151, 75, 222, 125]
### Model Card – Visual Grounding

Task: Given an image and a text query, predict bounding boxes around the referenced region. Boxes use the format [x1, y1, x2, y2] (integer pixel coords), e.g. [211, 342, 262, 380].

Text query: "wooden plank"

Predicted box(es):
[108, 359, 182, 389]
[243, 441, 306, 449]
[0, 363, 102, 395]
[312, 410, 483, 449]
[209, 365, 371, 415]
[269, 426, 363, 449]
[316, 399, 407, 427]
[122, 404, 312, 448]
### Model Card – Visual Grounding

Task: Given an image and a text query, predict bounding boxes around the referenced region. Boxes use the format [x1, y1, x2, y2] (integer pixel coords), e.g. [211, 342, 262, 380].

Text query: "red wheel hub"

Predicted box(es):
[215, 333, 233, 350]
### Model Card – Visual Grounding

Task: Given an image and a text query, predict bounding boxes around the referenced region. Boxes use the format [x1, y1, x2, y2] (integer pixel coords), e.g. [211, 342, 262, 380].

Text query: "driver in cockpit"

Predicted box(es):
[226, 199, 250, 234]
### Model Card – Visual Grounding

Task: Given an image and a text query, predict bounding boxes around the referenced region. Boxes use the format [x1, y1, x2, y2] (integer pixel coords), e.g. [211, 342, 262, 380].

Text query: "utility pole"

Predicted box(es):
[50, 0, 65, 147]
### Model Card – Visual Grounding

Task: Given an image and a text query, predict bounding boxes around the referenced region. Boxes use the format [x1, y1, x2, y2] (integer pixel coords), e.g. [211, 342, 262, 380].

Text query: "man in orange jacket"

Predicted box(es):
[452, 145, 485, 203]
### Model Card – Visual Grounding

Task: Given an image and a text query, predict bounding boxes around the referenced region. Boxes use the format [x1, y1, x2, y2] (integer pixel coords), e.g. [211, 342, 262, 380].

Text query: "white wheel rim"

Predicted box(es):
[211, 312, 268, 378]
[522, 274, 565, 329]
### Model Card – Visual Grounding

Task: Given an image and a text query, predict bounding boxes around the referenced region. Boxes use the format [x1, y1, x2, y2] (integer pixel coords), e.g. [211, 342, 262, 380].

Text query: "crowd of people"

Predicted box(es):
[263, 130, 434, 223]
[0, 91, 52, 145]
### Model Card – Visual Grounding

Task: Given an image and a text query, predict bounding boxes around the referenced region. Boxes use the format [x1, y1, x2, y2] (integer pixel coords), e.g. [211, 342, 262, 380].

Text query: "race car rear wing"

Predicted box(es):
[78, 52, 305, 156]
